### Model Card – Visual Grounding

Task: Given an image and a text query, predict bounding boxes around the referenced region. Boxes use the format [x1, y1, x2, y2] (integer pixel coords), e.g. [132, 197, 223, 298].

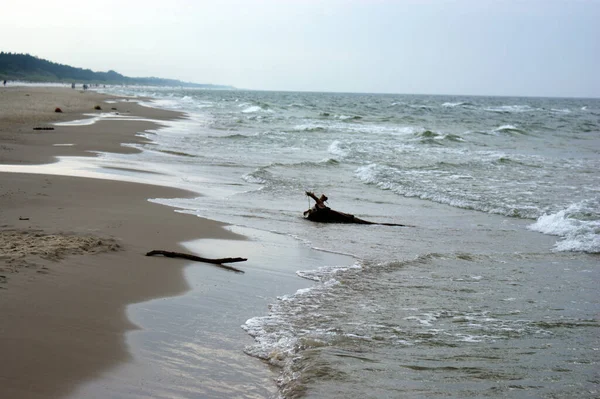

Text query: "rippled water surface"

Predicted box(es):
[82, 88, 600, 398]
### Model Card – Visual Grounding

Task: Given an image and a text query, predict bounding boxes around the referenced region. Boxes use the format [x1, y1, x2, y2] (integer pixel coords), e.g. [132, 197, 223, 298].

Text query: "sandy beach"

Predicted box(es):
[0, 87, 243, 398]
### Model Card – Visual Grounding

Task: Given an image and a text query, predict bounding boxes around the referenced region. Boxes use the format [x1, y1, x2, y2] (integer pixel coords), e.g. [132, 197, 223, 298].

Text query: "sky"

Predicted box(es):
[2, 0, 599, 97]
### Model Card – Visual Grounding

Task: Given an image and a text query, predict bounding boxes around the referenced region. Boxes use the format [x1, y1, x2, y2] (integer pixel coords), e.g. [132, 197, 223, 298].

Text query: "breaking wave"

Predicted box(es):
[492, 125, 529, 135]
[528, 198, 600, 253]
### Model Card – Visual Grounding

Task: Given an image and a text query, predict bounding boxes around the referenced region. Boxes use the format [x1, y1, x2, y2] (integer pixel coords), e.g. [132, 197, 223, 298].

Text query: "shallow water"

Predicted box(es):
[67, 227, 352, 398]
[261, 251, 599, 398]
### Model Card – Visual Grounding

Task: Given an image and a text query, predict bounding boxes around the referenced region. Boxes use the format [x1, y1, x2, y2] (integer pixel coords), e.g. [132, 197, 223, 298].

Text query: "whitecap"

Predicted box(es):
[242, 105, 262, 113]
[328, 140, 349, 157]
[484, 105, 535, 113]
[242, 173, 267, 184]
[528, 198, 600, 253]
[442, 102, 466, 108]
[354, 163, 381, 185]
[494, 124, 519, 132]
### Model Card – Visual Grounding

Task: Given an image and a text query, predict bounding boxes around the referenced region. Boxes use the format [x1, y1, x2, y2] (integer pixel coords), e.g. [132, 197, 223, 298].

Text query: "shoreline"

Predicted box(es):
[0, 87, 245, 398]
[0, 86, 182, 165]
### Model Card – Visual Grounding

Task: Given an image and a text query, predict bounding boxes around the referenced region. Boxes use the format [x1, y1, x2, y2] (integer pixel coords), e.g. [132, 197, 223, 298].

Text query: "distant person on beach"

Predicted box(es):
[3, 80, 6, 86]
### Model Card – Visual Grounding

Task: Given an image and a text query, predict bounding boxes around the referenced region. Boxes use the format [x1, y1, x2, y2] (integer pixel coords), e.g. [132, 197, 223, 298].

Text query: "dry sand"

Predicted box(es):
[0, 86, 242, 398]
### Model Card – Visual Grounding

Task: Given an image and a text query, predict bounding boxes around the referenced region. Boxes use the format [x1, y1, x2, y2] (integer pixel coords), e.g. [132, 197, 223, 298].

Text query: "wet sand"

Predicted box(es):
[0, 87, 243, 398]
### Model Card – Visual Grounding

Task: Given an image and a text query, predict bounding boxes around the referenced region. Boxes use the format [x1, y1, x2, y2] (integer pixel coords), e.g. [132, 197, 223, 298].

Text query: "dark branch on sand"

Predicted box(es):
[145, 250, 246, 273]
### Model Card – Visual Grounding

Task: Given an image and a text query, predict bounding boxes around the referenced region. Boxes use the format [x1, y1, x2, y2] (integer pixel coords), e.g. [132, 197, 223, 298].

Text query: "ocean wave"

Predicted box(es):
[492, 125, 528, 135]
[240, 102, 273, 114]
[490, 154, 541, 168]
[242, 261, 361, 397]
[292, 124, 328, 132]
[270, 158, 340, 169]
[242, 168, 272, 185]
[408, 104, 433, 111]
[296, 263, 362, 282]
[242, 158, 340, 186]
[484, 105, 538, 113]
[329, 123, 418, 137]
[414, 130, 465, 144]
[354, 163, 544, 219]
[304, 158, 340, 167]
[442, 101, 473, 108]
[354, 163, 396, 187]
[241, 277, 341, 358]
[528, 198, 600, 253]
[335, 114, 362, 121]
[328, 140, 349, 157]
[577, 121, 600, 133]
[213, 133, 252, 139]
[550, 108, 571, 114]
[241, 105, 262, 113]
[418, 130, 439, 138]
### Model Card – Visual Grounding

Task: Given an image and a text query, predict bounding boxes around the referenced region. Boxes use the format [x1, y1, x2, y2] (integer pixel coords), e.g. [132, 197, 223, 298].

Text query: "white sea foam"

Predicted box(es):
[551, 108, 571, 113]
[528, 198, 600, 253]
[442, 102, 466, 108]
[292, 123, 327, 132]
[141, 98, 185, 111]
[354, 163, 383, 185]
[484, 105, 536, 113]
[242, 278, 342, 365]
[327, 140, 349, 157]
[241, 168, 269, 184]
[54, 112, 162, 126]
[242, 105, 262, 113]
[493, 124, 519, 132]
[296, 262, 362, 282]
[54, 115, 101, 126]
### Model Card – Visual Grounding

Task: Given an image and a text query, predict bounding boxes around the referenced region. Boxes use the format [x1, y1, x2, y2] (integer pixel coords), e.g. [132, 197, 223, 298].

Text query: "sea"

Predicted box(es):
[31, 87, 600, 398]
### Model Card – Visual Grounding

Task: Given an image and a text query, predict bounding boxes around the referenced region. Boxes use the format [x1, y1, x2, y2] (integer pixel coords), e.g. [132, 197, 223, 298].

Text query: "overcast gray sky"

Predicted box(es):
[2, 0, 599, 97]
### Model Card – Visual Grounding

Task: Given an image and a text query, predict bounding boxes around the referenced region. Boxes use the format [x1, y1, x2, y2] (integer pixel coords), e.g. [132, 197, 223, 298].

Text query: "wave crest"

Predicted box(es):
[492, 125, 528, 135]
[528, 198, 600, 253]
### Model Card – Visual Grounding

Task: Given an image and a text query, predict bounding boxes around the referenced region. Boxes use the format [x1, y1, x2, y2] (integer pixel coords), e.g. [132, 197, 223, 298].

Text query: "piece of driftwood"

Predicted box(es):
[303, 191, 409, 227]
[33, 127, 54, 130]
[145, 250, 246, 273]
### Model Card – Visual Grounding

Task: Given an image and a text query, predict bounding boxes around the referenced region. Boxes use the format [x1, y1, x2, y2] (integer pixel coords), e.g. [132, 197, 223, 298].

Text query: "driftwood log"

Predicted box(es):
[145, 250, 246, 273]
[303, 192, 409, 227]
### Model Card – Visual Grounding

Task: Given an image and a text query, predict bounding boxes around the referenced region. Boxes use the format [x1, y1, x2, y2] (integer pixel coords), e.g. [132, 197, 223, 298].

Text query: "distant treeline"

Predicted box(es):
[0, 52, 233, 89]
